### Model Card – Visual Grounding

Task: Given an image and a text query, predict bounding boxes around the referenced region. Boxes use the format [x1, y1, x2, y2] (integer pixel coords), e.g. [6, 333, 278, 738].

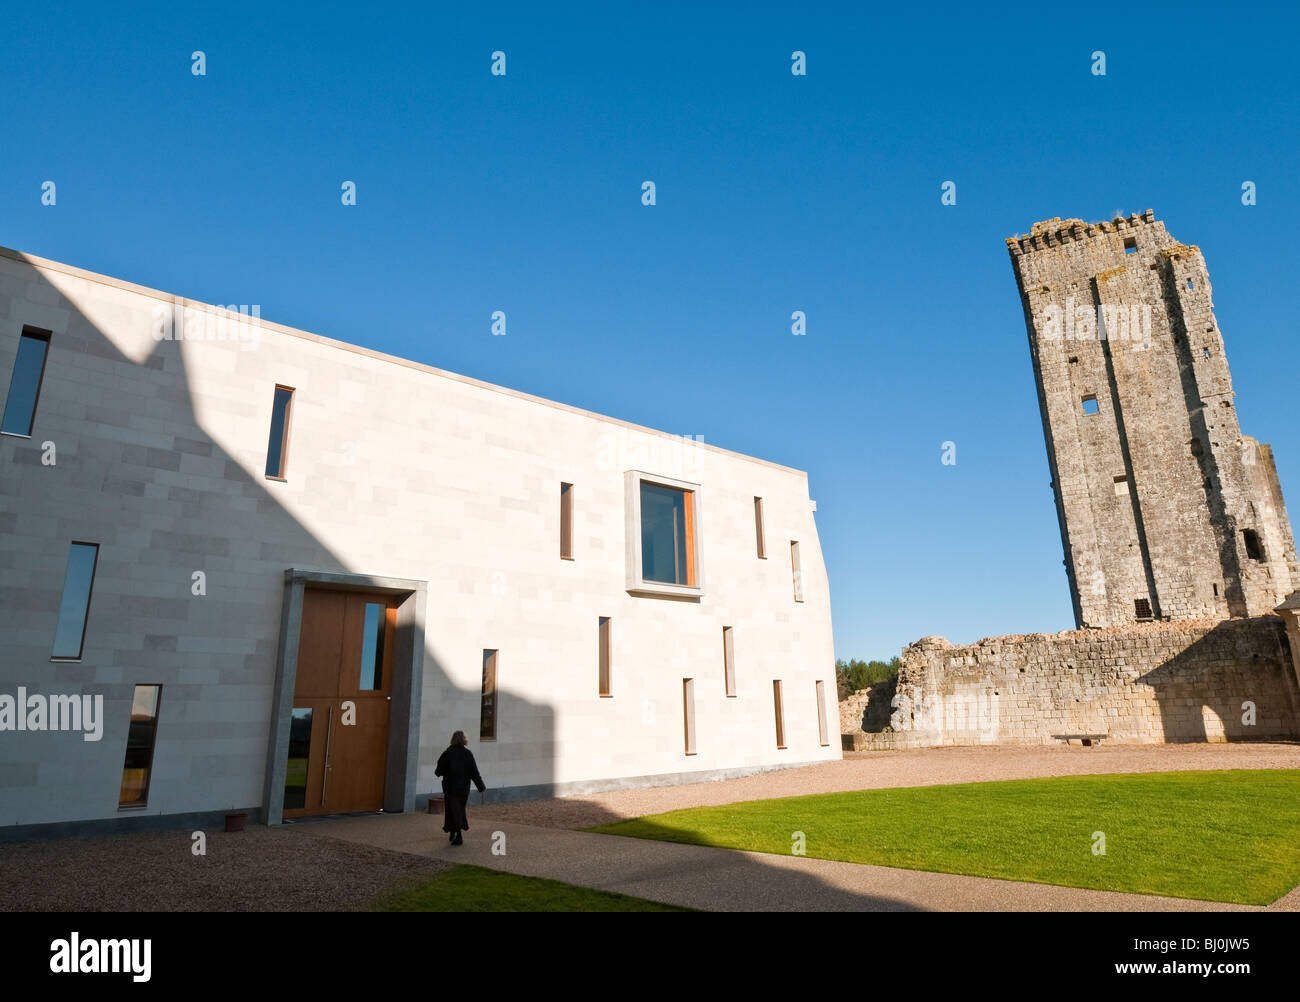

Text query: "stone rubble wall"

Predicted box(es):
[843, 616, 1299, 749]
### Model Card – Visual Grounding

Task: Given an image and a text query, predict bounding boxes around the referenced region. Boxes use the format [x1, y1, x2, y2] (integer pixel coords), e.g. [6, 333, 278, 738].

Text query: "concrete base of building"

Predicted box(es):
[416, 759, 832, 809]
[0, 807, 266, 844]
[1, 761, 833, 842]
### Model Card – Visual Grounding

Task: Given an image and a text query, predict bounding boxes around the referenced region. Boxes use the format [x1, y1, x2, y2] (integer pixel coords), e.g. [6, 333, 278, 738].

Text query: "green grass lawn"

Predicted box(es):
[586, 769, 1300, 905]
[373, 864, 691, 912]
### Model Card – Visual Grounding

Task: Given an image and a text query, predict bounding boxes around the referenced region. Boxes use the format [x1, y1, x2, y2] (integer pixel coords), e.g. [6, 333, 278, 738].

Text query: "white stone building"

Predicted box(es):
[0, 246, 838, 836]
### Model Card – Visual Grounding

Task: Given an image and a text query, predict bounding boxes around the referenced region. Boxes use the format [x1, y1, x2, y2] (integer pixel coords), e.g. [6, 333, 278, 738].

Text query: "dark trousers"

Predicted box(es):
[442, 789, 470, 833]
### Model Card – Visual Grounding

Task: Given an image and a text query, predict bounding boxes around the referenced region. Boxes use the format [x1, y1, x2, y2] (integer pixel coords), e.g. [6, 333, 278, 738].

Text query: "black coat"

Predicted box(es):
[435, 745, 486, 798]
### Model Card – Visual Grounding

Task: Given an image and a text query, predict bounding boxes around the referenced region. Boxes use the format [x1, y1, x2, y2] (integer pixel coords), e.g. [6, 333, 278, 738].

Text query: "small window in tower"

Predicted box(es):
[1242, 529, 1264, 561]
[1212, 583, 1219, 598]
[1134, 598, 1153, 620]
[1068, 356, 1079, 364]
[1203, 347, 1210, 359]
[1113, 475, 1127, 497]
[1081, 395, 1099, 415]
[1124, 237, 1137, 254]
[1187, 278, 1194, 289]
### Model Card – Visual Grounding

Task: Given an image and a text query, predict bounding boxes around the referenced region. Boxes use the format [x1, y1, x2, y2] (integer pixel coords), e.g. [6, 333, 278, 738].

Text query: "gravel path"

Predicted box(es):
[0, 826, 448, 911]
[471, 742, 1300, 829]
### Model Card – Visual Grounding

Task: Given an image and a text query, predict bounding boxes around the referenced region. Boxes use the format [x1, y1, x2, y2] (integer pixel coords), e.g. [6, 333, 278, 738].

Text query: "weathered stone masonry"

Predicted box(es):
[874, 617, 1299, 747]
[842, 212, 1300, 749]
[1009, 210, 1298, 629]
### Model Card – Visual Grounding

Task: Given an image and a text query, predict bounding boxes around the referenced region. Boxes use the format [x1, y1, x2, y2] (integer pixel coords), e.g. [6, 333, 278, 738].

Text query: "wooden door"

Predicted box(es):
[283, 589, 397, 818]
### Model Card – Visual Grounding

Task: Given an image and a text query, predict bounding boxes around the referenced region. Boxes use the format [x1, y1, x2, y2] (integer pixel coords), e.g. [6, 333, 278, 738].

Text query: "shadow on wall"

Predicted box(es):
[1137, 617, 1300, 742]
[0, 253, 555, 832]
[850, 677, 896, 734]
[0, 256, 914, 915]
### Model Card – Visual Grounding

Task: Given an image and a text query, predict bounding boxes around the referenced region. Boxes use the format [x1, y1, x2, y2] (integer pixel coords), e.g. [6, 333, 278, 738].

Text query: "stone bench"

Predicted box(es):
[1051, 733, 1108, 747]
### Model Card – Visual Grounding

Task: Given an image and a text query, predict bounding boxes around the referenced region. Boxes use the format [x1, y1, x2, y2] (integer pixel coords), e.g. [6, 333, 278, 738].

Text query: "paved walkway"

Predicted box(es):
[292, 746, 1300, 911]
[295, 811, 1283, 913]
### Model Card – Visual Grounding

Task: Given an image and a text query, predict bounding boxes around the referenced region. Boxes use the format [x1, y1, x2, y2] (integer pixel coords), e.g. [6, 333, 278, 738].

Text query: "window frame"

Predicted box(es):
[50, 541, 100, 662]
[480, 649, 499, 741]
[1, 326, 53, 439]
[265, 384, 295, 481]
[682, 678, 697, 755]
[598, 616, 612, 697]
[560, 482, 574, 560]
[773, 680, 786, 749]
[118, 684, 163, 809]
[722, 626, 736, 697]
[623, 470, 703, 599]
[754, 496, 766, 559]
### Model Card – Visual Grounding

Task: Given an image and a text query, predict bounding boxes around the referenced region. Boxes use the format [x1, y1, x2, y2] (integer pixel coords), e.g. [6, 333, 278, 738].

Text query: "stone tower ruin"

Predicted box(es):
[1008, 209, 1299, 628]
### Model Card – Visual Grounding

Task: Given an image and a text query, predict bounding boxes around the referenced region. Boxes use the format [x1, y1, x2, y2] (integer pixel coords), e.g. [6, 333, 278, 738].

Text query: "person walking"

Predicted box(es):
[434, 730, 486, 845]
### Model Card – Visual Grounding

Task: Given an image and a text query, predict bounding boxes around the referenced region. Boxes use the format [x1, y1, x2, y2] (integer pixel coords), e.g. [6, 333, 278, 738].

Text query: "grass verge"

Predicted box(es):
[585, 769, 1300, 905]
[373, 863, 691, 912]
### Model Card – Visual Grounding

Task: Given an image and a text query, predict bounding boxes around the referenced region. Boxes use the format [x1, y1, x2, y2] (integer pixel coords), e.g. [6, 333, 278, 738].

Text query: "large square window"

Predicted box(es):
[640, 482, 695, 585]
[624, 471, 702, 598]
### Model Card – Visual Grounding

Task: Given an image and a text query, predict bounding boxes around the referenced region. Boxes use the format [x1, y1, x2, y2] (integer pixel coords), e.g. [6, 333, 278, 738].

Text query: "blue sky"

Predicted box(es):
[3, 5, 1297, 659]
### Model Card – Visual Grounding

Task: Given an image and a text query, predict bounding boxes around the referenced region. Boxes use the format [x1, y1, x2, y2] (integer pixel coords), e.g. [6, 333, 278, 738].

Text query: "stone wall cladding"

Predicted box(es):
[0, 248, 840, 829]
[880, 616, 1299, 747]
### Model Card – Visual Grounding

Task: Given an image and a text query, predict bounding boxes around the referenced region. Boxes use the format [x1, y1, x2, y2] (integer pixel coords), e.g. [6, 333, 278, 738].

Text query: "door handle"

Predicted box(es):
[321, 705, 336, 806]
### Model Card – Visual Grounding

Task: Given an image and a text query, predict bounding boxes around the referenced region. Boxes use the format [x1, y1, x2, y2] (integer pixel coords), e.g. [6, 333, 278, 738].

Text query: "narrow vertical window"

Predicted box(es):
[560, 482, 574, 560]
[598, 616, 611, 696]
[284, 708, 313, 810]
[52, 542, 99, 659]
[754, 497, 766, 558]
[790, 541, 803, 602]
[359, 602, 387, 690]
[119, 685, 162, 807]
[722, 626, 736, 697]
[265, 385, 295, 479]
[816, 680, 829, 746]
[1, 327, 51, 437]
[682, 678, 696, 755]
[773, 680, 786, 749]
[480, 649, 498, 740]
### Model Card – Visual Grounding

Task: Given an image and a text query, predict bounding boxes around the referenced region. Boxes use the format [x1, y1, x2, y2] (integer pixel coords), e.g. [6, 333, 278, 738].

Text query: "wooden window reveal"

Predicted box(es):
[722, 626, 736, 697]
[683, 678, 696, 755]
[773, 680, 786, 749]
[481, 650, 499, 740]
[598, 617, 612, 696]
[265, 385, 295, 479]
[560, 482, 574, 559]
